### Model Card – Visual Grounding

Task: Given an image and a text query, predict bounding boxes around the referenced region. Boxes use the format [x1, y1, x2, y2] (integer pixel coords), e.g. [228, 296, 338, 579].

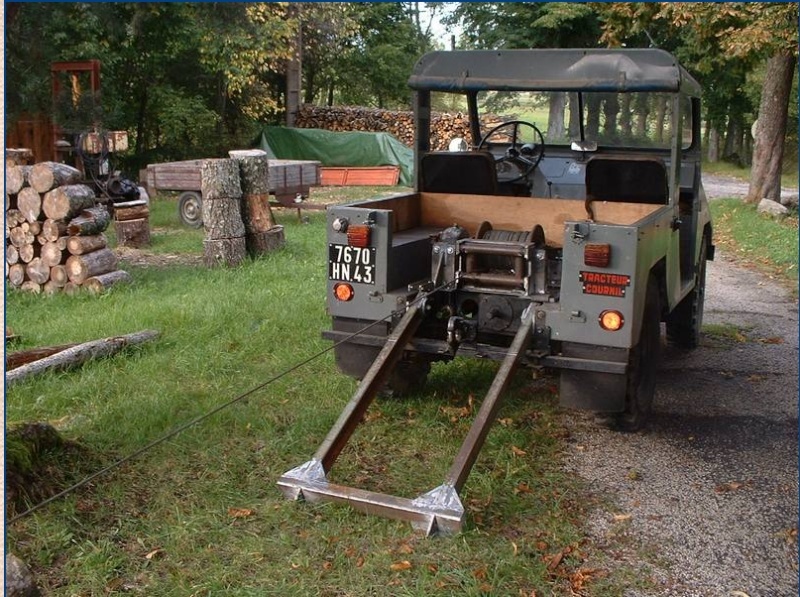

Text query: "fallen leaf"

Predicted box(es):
[734, 331, 748, 342]
[511, 446, 527, 457]
[545, 550, 564, 571]
[730, 591, 751, 597]
[627, 470, 642, 481]
[390, 560, 412, 571]
[514, 482, 533, 495]
[427, 563, 439, 573]
[473, 567, 487, 580]
[356, 557, 365, 568]
[145, 548, 164, 561]
[498, 417, 514, 427]
[322, 561, 333, 570]
[758, 337, 783, 344]
[228, 507, 255, 518]
[344, 546, 357, 558]
[480, 583, 493, 592]
[397, 543, 414, 555]
[715, 480, 752, 493]
[613, 513, 632, 522]
[511, 541, 519, 556]
[536, 541, 549, 551]
[747, 374, 765, 382]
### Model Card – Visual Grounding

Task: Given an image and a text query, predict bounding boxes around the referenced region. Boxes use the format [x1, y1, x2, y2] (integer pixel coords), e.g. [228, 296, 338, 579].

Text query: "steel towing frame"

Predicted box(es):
[278, 300, 535, 535]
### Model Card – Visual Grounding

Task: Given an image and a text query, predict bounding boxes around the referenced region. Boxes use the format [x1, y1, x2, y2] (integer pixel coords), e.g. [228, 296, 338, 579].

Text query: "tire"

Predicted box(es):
[666, 237, 708, 349]
[609, 275, 661, 432]
[178, 191, 203, 228]
[334, 343, 430, 398]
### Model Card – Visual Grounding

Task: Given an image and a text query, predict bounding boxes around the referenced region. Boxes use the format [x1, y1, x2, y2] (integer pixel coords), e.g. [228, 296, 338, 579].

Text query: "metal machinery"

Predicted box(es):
[279, 49, 714, 534]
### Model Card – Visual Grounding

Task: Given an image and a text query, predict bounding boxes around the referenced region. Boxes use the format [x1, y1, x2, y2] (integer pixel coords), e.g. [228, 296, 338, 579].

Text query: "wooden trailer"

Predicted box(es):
[143, 158, 321, 227]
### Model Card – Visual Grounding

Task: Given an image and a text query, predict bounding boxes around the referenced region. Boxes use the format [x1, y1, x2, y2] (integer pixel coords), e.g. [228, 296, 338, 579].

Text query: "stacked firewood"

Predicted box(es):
[295, 105, 473, 151]
[5, 161, 132, 295]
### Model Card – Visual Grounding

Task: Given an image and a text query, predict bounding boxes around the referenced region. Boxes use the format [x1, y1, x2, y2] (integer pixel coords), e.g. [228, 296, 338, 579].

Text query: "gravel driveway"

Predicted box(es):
[562, 174, 799, 596]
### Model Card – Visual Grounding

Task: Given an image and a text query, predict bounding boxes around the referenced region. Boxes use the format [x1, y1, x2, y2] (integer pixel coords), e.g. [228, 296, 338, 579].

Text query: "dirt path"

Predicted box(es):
[563, 174, 799, 595]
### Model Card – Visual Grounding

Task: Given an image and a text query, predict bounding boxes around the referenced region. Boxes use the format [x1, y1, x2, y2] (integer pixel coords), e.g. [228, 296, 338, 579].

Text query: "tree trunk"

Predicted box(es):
[5, 330, 160, 387]
[246, 226, 285, 255]
[654, 96, 668, 144]
[201, 158, 246, 267]
[6, 343, 79, 370]
[42, 184, 96, 220]
[707, 128, 720, 163]
[65, 248, 118, 284]
[546, 92, 567, 140]
[67, 234, 107, 255]
[29, 161, 82, 193]
[83, 270, 133, 294]
[26, 257, 50, 285]
[602, 95, 620, 139]
[203, 238, 246, 268]
[747, 50, 797, 203]
[17, 187, 42, 223]
[67, 206, 111, 236]
[619, 94, 633, 139]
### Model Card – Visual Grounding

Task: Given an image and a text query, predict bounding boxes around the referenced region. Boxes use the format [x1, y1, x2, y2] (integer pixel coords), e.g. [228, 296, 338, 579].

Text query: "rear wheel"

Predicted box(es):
[609, 275, 661, 432]
[666, 237, 708, 349]
[334, 344, 430, 398]
[178, 191, 203, 228]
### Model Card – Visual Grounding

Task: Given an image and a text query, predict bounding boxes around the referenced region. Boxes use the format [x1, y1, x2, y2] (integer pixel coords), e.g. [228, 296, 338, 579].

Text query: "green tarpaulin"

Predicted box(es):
[255, 126, 414, 187]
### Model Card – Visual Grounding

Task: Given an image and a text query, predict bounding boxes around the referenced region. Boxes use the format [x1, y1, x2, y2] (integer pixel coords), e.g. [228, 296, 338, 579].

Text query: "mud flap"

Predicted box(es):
[559, 343, 628, 412]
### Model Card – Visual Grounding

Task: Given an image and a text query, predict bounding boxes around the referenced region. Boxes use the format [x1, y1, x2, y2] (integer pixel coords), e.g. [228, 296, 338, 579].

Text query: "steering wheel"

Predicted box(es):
[477, 120, 545, 183]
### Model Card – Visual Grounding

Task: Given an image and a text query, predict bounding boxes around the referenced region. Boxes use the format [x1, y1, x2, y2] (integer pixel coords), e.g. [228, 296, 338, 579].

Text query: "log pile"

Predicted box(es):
[5, 161, 132, 295]
[294, 105, 475, 151]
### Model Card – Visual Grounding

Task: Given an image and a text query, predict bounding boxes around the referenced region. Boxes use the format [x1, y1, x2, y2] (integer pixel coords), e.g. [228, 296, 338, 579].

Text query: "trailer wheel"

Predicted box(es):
[612, 275, 661, 432]
[178, 191, 204, 228]
[666, 237, 708, 349]
[334, 344, 430, 397]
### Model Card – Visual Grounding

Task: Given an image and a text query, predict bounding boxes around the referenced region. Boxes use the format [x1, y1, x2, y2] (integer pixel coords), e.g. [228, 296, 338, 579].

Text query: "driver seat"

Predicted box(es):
[419, 151, 498, 195]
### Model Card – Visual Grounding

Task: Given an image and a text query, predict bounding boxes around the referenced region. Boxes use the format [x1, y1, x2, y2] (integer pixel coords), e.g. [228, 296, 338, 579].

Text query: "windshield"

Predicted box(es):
[473, 91, 692, 151]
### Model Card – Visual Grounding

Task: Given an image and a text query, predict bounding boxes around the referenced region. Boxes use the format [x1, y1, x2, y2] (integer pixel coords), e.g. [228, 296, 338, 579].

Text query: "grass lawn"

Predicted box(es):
[6, 188, 635, 595]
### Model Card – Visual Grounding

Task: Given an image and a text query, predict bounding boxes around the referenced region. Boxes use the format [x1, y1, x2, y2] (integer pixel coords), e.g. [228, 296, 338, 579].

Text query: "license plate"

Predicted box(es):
[328, 244, 376, 285]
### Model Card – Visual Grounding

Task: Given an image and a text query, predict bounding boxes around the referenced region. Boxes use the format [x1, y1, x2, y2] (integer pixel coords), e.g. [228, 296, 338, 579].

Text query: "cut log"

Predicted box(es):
[26, 257, 50, 285]
[6, 244, 19, 265]
[203, 237, 246, 268]
[64, 282, 81, 295]
[18, 243, 35, 264]
[8, 264, 26, 287]
[241, 193, 276, 238]
[42, 219, 68, 242]
[20, 281, 42, 294]
[7, 209, 25, 228]
[65, 247, 118, 284]
[5, 329, 161, 387]
[41, 241, 66, 266]
[231, 153, 270, 196]
[67, 234, 107, 255]
[114, 218, 150, 248]
[22, 221, 41, 236]
[6, 343, 78, 370]
[84, 270, 133, 294]
[67, 206, 111, 236]
[6, 165, 29, 195]
[43, 280, 63, 295]
[113, 202, 149, 222]
[30, 161, 82, 193]
[201, 198, 245, 240]
[42, 184, 96, 220]
[9, 226, 34, 248]
[17, 187, 42, 223]
[50, 265, 68, 286]
[200, 159, 242, 200]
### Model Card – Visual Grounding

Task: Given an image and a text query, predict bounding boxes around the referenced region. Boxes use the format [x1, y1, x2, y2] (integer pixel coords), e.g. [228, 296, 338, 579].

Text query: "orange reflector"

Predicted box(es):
[347, 225, 371, 248]
[599, 310, 624, 331]
[334, 283, 354, 302]
[584, 243, 611, 267]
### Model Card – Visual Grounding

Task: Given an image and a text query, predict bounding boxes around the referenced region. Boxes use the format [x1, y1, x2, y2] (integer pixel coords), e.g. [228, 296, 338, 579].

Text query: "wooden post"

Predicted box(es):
[201, 159, 245, 267]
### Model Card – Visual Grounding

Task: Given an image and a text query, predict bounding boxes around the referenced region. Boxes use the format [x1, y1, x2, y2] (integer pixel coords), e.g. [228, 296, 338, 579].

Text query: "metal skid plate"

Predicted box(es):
[278, 460, 465, 536]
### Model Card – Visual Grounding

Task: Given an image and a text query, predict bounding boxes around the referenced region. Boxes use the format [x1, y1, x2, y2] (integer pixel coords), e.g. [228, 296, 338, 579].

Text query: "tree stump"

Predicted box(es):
[201, 159, 245, 267]
[30, 161, 82, 193]
[42, 184, 96, 220]
[246, 226, 286, 254]
[230, 152, 279, 257]
[114, 219, 150, 248]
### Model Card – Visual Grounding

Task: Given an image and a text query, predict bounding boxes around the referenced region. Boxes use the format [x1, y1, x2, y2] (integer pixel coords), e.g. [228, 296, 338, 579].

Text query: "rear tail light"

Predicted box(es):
[347, 225, 371, 248]
[599, 310, 624, 331]
[333, 283, 354, 302]
[584, 243, 611, 267]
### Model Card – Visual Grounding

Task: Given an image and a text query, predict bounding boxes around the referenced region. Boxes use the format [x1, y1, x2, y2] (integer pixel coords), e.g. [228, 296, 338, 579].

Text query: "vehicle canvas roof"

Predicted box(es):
[408, 48, 701, 96]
